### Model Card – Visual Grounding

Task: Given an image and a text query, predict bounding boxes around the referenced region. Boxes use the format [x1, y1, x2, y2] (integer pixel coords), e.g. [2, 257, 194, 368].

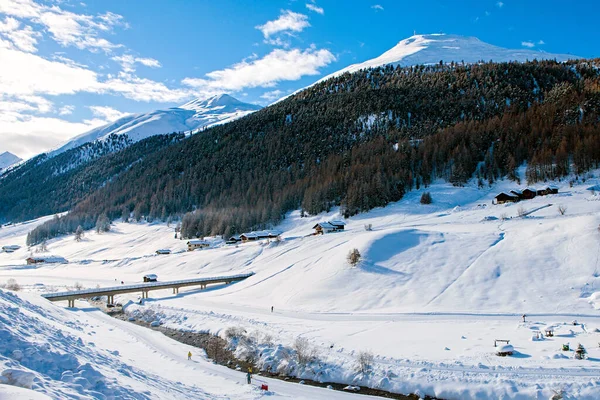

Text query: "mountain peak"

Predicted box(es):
[0, 151, 22, 170]
[179, 94, 261, 111]
[319, 33, 579, 83]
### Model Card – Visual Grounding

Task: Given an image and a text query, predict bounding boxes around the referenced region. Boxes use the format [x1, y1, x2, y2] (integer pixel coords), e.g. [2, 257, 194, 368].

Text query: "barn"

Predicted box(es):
[493, 192, 519, 204]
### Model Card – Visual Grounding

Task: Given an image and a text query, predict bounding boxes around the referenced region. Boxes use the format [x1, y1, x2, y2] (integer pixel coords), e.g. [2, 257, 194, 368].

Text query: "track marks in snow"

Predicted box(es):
[425, 232, 505, 307]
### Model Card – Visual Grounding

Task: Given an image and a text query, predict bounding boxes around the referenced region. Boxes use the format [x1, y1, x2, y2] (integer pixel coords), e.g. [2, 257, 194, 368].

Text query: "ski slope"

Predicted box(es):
[1, 167, 600, 399]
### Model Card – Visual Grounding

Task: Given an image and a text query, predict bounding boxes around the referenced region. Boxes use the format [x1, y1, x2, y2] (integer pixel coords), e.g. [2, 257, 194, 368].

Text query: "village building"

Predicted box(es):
[313, 220, 347, 235]
[2, 245, 20, 253]
[313, 222, 336, 235]
[493, 192, 519, 204]
[155, 249, 171, 255]
[26, 255, 68, 265]
[226, 235, 242, 244]
[510, 188, 537, 200]
[143, 274, 158, 282]
[239, 230, 282, 242]
[187, 239, 210, 251]
[329, 220, 346, 230]
[537, 186, 559, 196]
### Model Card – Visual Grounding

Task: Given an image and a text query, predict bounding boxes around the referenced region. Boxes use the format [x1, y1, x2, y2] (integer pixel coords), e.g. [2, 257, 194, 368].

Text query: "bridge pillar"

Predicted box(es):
[172, 287, 179, 294]
[107, 295, 114, 305]
[67, 298, 75, 308]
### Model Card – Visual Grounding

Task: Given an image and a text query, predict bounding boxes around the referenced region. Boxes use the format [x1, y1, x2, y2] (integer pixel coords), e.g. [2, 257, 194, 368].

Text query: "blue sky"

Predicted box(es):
[1, 0, 598, 158]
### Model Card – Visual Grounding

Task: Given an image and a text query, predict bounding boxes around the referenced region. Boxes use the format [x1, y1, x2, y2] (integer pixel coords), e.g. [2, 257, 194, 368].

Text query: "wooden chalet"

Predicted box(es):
[510, 188, 537, 200]
[313, 222, 336, 235]
[240, 230, 281, 242]
[26, 255, 68, 265]
[537, 186, 559, 196]
[313, 220, 346, 235]
[493, 192, 518, 205]
[329, 220, 346, 230]
[187, 239, 210, 251]
[226, 235, 242, 244]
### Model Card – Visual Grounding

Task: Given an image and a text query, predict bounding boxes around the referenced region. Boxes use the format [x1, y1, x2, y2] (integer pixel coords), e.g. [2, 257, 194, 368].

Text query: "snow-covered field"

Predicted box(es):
[2, 168, 600, 399]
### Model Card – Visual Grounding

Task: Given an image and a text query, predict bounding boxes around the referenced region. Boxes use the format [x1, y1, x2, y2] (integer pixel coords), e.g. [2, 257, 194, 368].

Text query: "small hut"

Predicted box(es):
[2, 245, 20, 253]
[155, 249, 171, 255]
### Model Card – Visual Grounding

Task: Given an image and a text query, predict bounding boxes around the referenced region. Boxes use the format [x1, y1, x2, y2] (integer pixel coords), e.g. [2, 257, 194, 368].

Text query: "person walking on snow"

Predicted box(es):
[246, 371, 252, 384]
[271, 305, 273, 313]
[522, 314, 526, 323]
[188, 351, 192, 360]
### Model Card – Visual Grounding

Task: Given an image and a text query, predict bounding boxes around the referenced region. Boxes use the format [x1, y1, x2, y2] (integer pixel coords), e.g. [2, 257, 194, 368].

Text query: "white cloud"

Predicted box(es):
[182, 46, 336, 92]
[306, 2, 324, 15]
[521, 41, 535, 48]
[496, 1, 504, 8]
[538, 40, 545, 45]
[0, 114, 106, 158]
[0, 0, 125, 52]
[260, 89, 284, 102]
[0, 16, 40, 52]
[88, 105, 130, 122]
[371, 4, 384, 11]
[58, 105, 74, 115]
[256, 10, 310, 39]
[112, 54, 161, 73]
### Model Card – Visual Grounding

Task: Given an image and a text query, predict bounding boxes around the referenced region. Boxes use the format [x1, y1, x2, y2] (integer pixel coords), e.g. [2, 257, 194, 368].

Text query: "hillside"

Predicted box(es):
[2, 172, 600, 399]
[19, 57, 600, 245]
[51, 94, 261, 156]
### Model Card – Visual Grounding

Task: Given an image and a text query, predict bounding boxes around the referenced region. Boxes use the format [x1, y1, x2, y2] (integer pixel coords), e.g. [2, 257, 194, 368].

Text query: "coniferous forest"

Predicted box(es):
[2, 59, 599, 245]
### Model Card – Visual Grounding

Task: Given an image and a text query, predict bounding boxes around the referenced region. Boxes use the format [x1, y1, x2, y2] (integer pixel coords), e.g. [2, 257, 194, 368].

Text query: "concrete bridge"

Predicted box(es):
[41, 273, 254, 308]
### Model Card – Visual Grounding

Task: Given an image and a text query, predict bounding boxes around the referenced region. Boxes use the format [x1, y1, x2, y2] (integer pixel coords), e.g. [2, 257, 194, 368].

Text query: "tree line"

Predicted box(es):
[16, 58, 600, 245]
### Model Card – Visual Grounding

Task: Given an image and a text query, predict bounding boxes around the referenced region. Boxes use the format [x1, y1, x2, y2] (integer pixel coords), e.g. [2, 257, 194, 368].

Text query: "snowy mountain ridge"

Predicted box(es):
[0, 152, 22, 171]
[317, 33, 579, 84]
[51, 94, 261, 157]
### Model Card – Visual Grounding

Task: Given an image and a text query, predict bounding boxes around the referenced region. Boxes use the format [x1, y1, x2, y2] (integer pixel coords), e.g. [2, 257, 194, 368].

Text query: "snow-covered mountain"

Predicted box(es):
[318, 33, 579, 83]
[51, 94, 261, 156]
[0, 152, 22, 171]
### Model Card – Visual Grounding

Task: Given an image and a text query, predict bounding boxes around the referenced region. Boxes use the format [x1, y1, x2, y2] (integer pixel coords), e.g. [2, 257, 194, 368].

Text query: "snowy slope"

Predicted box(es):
[0, 289, 380, 400]
[2, 169, 600, 399]
[0, 152, 22, 171]
[318, 33, 579, 83]
[51, 94, 261, 156]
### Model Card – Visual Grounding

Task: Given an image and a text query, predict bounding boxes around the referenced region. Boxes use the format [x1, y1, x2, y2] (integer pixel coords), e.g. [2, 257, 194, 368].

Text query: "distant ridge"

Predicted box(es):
[51, 94, 261, 156]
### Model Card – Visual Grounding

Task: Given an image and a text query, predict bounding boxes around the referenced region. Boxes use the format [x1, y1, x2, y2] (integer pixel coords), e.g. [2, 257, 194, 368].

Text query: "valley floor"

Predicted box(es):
[2, 168, 600, 399]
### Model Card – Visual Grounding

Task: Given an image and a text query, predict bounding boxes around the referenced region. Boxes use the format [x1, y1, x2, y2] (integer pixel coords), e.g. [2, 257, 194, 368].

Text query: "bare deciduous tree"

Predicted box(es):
[557, 205, 567, 215]
[517, 206, 527, 218]
[6, 278, 20, 291]
[356, 350, 374, 373]
[294, 337, 317, 365]
[74, 225, 84, 242]
[347, 248, 361, 267]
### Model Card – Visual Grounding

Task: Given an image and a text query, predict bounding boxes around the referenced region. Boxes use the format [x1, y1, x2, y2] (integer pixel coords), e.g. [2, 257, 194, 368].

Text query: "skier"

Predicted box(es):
[246, 371, 252, 384]
[188, 351, 192, 360]
[522, 314, 526, 323]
